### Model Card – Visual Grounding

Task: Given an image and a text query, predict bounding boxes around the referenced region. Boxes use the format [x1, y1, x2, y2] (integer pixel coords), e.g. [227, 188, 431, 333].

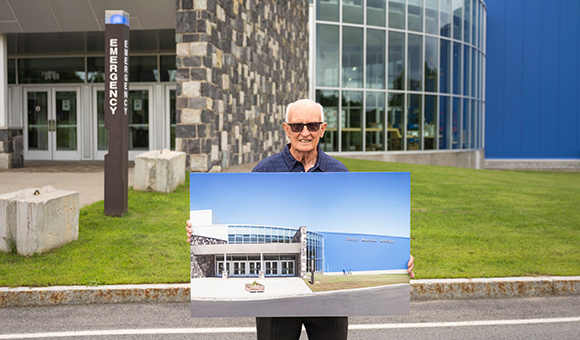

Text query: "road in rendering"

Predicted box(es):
[1, 295, 579, 339]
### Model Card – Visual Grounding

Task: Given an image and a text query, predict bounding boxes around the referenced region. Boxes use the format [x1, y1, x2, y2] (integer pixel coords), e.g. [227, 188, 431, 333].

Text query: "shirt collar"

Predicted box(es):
[282, 144, 327, 172]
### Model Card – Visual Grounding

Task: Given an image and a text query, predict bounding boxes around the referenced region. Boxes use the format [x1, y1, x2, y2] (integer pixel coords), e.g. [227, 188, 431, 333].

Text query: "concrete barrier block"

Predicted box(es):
[0, 186, 79, 256]
[134, 149, 186, 193]
[0, 191, 20, 253]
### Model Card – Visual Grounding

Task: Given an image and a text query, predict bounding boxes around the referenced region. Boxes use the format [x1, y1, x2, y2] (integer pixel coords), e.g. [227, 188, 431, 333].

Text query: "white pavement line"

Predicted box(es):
[0, 327, 256, 339]
[1, 317, 579, 339]
[349, 317, 580, 329]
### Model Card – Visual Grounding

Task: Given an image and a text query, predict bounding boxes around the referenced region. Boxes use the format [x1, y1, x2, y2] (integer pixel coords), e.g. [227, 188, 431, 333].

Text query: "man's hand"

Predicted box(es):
[407, 255, 415, 279]
[186, 220, 193, 243]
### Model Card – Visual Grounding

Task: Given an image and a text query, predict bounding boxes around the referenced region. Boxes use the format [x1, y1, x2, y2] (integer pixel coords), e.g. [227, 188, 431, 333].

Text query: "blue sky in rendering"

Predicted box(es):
[190, 172, 410, 237]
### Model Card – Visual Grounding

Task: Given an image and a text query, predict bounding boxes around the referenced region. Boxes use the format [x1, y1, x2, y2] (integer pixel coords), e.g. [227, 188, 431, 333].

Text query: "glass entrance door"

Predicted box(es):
[25, 88, 80, 160]
[94, 87, 151, 160]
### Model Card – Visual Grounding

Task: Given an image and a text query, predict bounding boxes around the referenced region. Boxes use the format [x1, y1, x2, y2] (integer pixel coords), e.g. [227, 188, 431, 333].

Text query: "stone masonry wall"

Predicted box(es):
[175, 0, 309, 171]
[0, 128, 23, 169]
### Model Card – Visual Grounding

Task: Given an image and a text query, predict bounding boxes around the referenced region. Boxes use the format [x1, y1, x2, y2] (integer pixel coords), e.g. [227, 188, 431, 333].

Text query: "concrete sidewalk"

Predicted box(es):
[0, 161, 133, 208]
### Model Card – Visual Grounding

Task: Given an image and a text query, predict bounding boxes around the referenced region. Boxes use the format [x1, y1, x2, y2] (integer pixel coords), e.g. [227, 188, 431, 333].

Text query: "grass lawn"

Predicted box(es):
[1, 158, 579, 287]
[304, 274, 409, 292]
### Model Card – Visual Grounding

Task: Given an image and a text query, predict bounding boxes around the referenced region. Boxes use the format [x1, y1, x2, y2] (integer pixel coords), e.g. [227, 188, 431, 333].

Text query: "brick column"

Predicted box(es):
[175, 0, 309, 171]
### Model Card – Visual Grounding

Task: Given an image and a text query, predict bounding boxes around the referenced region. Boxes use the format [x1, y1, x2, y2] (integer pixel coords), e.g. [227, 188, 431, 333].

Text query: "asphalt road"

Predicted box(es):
[1, 296, 579, 339]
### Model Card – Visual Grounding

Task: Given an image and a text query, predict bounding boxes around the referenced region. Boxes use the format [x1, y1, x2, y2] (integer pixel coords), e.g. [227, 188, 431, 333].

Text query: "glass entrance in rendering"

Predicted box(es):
[314, 0, 486, 152]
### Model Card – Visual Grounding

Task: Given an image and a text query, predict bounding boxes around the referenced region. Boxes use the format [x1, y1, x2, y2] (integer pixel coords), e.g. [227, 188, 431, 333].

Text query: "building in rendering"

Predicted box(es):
[189, 209, 410, 278]
[1, 0, 579, 171]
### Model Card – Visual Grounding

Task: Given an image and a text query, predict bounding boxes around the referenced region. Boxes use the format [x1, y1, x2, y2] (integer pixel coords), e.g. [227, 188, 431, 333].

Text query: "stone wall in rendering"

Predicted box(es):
[175, 0, 309, 171]
[190, 235, 227, 278]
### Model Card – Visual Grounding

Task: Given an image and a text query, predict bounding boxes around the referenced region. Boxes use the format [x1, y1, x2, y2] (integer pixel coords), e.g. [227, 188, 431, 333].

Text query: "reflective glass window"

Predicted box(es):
[367, 0, 386, 26]
[130, 56, 158, 82]
[87, 57, 105, 83]
[439, 96, 450, 149]
[464, 0, 471, 43]
[408, 0, 423, 32]
[407, 34, 422, 91]
[169, 89, 176, 150]
[18, 58, 85, 84]
[317, 0, 339, 21]
[316, 24, 340, 87]
[452, 97, 460, 149]
[425, 0, 438, 35]
[453, 42, 461, 94]
[440, 0, 452, 37]
[343, 0, 363, 24]
[407, 94, 422, 150]
[471, 48, 476, 97]
[462, 98, 469, 148]
[387, 93, 404, 150]
[8, 59, 16, 84]
[341, 91, 363, 151]
[342, 27, 364, 88]
[366, 29, 386, 89]
[470, 99, 476, 148]
[425, 37, 438, 92]
[463, 44, 470, 96]
[160, 55, 176, 82]
[452, 0, 462, 40]
[388, 31, 405, 90]
[388, 0, 406, 29]
[473, 0, 478, 47]
[365, 92, 386, 151]
[317, 90, 339, 152]
[424, 95, 437, 150]
[440, 39, 451, 93]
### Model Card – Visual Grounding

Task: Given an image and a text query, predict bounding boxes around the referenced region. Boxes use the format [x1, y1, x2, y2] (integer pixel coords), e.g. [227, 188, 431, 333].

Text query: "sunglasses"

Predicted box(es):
[287, 122, 323, 133]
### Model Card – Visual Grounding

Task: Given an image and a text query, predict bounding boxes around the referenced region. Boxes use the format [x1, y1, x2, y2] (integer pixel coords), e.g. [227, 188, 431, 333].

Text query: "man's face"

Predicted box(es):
[283, 103, 327, 154]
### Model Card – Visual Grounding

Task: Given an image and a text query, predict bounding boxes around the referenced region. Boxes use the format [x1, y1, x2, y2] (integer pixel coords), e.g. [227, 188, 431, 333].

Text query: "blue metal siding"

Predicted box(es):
[486, 0, 580, 159]
[485, 0, 506, 157]
[521, 0, 542, 158]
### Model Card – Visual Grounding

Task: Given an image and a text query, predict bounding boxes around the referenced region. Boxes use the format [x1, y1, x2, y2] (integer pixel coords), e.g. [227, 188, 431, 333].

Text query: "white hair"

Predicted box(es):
[285, 99, 325, 123]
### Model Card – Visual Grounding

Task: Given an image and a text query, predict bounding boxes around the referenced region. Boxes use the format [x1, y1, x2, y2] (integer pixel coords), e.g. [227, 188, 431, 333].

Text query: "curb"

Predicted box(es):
[1, 277, 579, 308]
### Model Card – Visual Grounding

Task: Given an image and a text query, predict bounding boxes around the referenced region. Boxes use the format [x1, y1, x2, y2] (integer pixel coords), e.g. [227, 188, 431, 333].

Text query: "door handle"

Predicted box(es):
[47, 119, 57, 132]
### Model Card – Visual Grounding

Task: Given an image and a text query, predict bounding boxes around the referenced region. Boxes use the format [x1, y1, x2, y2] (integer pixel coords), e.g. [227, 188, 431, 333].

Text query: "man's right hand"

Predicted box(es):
[186, 220, 193, 243]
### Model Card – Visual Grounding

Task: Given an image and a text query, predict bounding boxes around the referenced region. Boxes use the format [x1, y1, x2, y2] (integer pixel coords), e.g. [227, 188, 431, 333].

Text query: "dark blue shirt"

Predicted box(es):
[252, 144, 349, 172]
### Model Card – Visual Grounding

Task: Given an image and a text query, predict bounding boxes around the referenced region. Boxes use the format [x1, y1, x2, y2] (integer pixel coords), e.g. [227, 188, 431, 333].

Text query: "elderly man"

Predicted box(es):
[187, 99, 415, 340]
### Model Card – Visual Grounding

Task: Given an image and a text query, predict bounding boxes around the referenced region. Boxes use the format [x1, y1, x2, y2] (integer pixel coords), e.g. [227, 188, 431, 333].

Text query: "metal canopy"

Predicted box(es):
[0, 0, 175, 33]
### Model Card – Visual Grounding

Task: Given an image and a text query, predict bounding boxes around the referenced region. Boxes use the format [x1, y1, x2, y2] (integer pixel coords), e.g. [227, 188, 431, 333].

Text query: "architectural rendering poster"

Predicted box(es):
[190, 172, 410, 317]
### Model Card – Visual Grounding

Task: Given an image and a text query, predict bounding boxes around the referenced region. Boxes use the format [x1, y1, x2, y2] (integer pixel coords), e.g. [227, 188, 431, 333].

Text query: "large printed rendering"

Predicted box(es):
[190, 172, 410, 317]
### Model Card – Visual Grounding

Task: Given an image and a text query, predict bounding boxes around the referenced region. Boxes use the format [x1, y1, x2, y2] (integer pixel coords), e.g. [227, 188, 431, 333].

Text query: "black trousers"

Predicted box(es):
[256, 317, 348, 340]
